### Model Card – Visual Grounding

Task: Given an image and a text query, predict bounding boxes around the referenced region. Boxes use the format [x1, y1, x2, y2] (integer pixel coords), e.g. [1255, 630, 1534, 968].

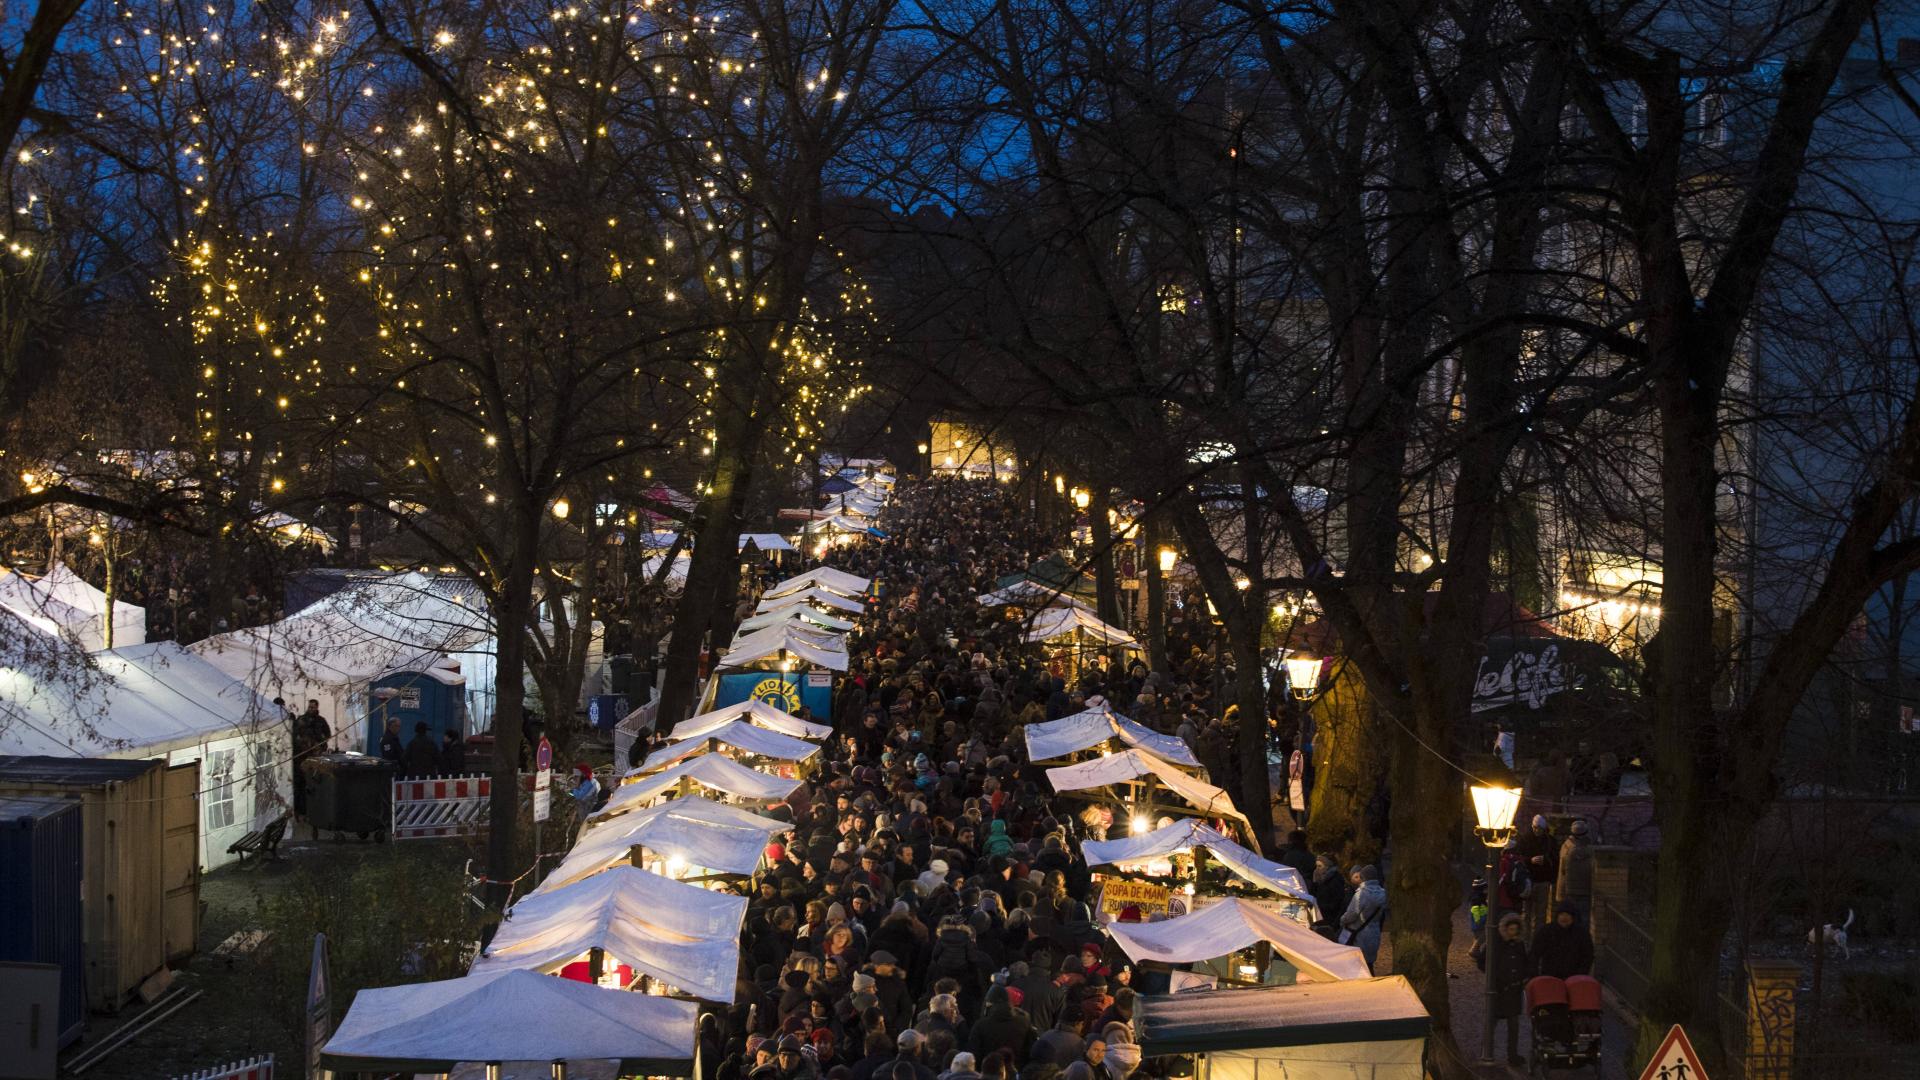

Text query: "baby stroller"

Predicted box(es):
[1526, 974, 1603, 1077]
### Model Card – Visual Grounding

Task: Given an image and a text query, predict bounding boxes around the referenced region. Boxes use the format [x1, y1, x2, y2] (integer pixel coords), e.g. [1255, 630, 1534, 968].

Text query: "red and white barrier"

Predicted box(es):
[392, 774, 492, 840]
[171, 1054, 273, 1080]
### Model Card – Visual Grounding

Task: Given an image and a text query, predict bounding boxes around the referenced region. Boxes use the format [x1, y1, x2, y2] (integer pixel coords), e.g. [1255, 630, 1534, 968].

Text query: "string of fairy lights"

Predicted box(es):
[30, 0, 886, 511]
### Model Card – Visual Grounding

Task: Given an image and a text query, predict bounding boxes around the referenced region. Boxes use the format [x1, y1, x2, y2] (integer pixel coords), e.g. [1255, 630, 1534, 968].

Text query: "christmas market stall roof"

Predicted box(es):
[736, 604, 857, 635]
[740, 533, 796, 552]
[715, 623, 850, 673]
[541, 794, 793, 889]
[597, 752, 802, 819]
[1046, 749, 1249, 828]
[666, 698, 833, 742]
[1024, 606, 1139, 648]
[755, 586, 867, 616]
[638, 720, 823, 773]
[1082, 819, 1314, 907]
[1104, 896, 1372, 983]
[978, 578, 1097, 613]
[764, 566, 872, 599]
[471, 865, 747, 1002]
[1135, 976, 1428, 1080]
[1025, 705, 1202, 768]
[321, 969, 699, 1074]
[0, 561, 146, 651]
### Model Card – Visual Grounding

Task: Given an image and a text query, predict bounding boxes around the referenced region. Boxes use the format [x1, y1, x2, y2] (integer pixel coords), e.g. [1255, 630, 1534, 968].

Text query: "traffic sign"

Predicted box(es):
[532, 736, 553, 823]
[1637, 1025, 1710, 1080]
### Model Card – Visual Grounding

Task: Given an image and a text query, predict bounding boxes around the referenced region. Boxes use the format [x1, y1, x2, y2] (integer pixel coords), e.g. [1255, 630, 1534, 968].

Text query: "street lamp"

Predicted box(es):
[1055, 475, 1066, 496]
[1471, 784, 1524, 1065]
[1073, 489, 1091, 511]
[551, 497, 571, 520]
[1158, 548, 1177, 574]
[1283, 652, 1322, 700]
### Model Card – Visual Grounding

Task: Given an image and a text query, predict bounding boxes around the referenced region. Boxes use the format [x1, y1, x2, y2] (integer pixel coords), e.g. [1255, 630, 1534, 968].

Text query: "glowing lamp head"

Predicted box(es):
[1054, 475, 1066, 495]
[665, 852, 688, 876]
[1471, 785, 1524, 842]
[1158, 548, 1177, 574]
[917, 442, 929, 454]
[1283, 653, 1322, 700]
[1073, 489, 1091, 510]
[551, 497, 571, 520]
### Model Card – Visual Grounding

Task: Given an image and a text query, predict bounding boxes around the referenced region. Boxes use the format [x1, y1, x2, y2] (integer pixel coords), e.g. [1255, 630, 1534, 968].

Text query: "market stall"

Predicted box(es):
[716, 622, 851, 672]
[1134, 976, 1428, 1080]
[1025, 705, 1202, 769]
[1105, 896, 1372, 985]
[471, 865, 746, 1001]
[320, 969, 699, 1076]
[635, 720, 822, 774]
[736, 604, 856, 635]
[1082, 817, 1316, 912]
[598, 752, 801, 819]
[753, 586, 866, 616]
[1046, 748, 1251, 843]
[665, 699, 833, 743]
[541, 795, 792, 889]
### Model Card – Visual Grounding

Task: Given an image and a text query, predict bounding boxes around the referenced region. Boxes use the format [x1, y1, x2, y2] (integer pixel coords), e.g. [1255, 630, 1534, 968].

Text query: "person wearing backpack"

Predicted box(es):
[1338, 865, 1387, 970]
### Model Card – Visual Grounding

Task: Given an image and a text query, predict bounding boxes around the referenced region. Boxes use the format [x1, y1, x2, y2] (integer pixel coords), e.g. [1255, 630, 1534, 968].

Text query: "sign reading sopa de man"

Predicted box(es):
[1098, 878, 1171, 917]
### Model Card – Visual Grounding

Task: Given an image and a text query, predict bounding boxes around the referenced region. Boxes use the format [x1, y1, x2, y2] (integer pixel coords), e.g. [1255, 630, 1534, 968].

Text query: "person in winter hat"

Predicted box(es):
[1471, 913, 1531, 1067]
[1338, 865, 1387, 970]
[1530, 902, 1595, 979]
[1555, 820, 1594, 921]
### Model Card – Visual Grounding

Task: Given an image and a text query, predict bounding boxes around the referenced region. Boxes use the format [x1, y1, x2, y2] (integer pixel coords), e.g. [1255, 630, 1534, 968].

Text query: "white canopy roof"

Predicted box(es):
[809, 515, 883, 537]
[597, 753, 802, 819]
[668, 699, 832, 742]
[740, 533, 796, 552]
[717, 623, 849, 673]
[639, 553, 692, 588]
[1026, 606, 1138, 647]
[0, 563, 145, 651]
[736, 605, 856, 635]
[1047, 749, 1249, 827]
[638, 720, 822, 773]
[1104, 896, 1372, 982]
[764, 567, 872, 599]
[0, 636, 277, 758]
[472, 866, 747, 1001]
[1025, 706, 1201, 768]
[820, 494, 880, 518]
[321, 970, 698, 1073]
[544, 796, 791, 888]
[977, 579, 1095, 613]
[1083, 819, 1314, 907]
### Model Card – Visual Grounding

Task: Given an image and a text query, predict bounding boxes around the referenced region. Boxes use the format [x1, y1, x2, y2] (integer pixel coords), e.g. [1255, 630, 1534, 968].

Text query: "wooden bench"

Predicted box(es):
[227, 815, 288, 867]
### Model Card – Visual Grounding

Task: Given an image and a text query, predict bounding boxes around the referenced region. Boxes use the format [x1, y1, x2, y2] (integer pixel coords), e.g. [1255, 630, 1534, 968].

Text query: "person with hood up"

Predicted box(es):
[928, 915, 994, 1014]
[1309, 855, 1348, 932]
[1555, 820, 1594, 921]
[1338, 865, 1387, 970]
[984, 819, 1014, 858]
[1028, 1012, 1085, 1067]
[1530, 902, 1595, 979]
[1471, 912, 1531, 1066]
[969, 985, 1035, 1061]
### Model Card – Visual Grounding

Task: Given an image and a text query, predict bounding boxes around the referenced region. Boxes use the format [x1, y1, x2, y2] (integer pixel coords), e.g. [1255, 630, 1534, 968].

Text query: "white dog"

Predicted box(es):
[1807, 909, 1854, 960]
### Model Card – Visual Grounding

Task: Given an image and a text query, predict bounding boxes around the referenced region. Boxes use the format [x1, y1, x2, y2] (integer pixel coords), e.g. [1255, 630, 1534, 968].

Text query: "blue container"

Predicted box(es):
[366, 666, 468, 757]
[587, 694, 631, 731]
[0, 795, 85, 1047]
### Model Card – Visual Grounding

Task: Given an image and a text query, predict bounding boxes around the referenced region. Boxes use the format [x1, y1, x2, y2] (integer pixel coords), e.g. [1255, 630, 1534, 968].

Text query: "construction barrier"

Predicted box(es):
[171, 1054, 273, 1080]
[391, 774, 492, 840]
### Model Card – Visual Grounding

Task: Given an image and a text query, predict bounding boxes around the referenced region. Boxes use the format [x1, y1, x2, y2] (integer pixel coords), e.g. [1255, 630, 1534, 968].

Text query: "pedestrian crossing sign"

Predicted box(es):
[1637, 1025, 1710, 1080]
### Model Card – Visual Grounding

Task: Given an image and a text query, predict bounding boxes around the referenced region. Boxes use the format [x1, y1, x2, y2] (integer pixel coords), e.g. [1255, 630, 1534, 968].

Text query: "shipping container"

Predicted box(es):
[0, 756, 181, 1012]
[0, 795, 86, 1046]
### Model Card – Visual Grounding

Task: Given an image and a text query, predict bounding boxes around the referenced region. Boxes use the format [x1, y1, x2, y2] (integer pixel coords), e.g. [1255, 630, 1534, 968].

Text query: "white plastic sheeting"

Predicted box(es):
[597, 753, 802, 819]
[977, 580, 1096, 613]
[668, 699, 833, 742]
[755, 586, 866, 615]
[638, 720, 822, 773]
[26, 562, 146, 649]
[1046, 749, 1249, 827]
[736, 605, 857, 635]
[1082, 819, 1313, 907]
[1024, 706, 1201, 768]
[472, 865, 747, 1001]
[763, 566, 871, 598]
[718, 622, 850, 672]
[320, 969, 699, 1073]
[1103, 897, 1372, 982]
[543, 795, 792, 888]
[1136, 977, 1427, 1080]
[739, 533, 796, 552]
[1024, 606, 1138, 647]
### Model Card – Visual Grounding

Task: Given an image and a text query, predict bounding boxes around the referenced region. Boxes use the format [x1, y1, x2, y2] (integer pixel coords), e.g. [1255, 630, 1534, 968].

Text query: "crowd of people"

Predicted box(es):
[667, 477, 1404, 1080]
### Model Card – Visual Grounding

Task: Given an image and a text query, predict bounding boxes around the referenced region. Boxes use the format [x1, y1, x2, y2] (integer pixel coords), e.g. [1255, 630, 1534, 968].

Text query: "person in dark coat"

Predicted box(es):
[968, 985, 1034, 1062]
[378, 716, 404, 764]
[1276, 830, 1315, 883]
[1471, 912, 1531, 1066]
[1027, 1013, 1085, 1068]
[1009, 954, 1065, 1031]
[1309, 854, 1348, 929]
[1531, 902, 1595, 979]
[438, 729, 466, 774]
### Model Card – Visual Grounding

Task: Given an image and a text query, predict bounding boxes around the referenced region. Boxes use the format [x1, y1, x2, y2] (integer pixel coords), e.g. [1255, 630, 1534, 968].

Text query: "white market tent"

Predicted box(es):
[639, 552, 693, 591]
[977, 580, 1096, 613]
[764, 567, 872, 600]
[805, 515, 885, 540]
[543, 795, 792, 888]
[736, 605, 857, 635]
[1135, 977, 1428, 1080]
[597, 753, 802, 820]
[819, 494, 880, 518]
[638, 720, 821, 773]
[639, 533, 796, 553]
[1104, 896, 1372, 983]
[0, 628, 288, 871]
[1047, 749, 1251, 832]
[321, 969, 700, 1075]
[192, 571, 497, 745]
[1025, 706, 1202, 769]
[754, 587, 865, 616]
[0, 562, 146, 651]
[717, 623, 849, 672]
[1083, 819, 1314, 908]
[739, 533, 796, 552]
[1025, 605, 1138, 647]
[667, 699, 833, 743]
[472, 865, 747, 1002]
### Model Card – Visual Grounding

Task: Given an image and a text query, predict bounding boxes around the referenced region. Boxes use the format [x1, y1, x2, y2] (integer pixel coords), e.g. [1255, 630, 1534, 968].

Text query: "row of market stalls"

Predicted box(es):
[975, 557, 1142, 677]
[321, 468, 894, 1076]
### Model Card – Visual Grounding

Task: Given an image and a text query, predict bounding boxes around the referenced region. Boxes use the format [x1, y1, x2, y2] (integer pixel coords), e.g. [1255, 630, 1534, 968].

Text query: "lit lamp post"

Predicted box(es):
[1283, 652, 1321, 700]
[916, 442, 929, 476]
[1073, 488, 1091, 511]
[1470, 784, 1524, 1064]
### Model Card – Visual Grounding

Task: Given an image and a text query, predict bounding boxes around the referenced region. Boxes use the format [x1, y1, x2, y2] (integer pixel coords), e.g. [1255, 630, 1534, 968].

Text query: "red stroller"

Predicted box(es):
[1526, 974, 1604, 1076]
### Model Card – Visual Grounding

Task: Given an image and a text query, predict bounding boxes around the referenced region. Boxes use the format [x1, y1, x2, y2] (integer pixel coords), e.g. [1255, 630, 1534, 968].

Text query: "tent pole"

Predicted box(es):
[552, 1062, 568, 1080]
